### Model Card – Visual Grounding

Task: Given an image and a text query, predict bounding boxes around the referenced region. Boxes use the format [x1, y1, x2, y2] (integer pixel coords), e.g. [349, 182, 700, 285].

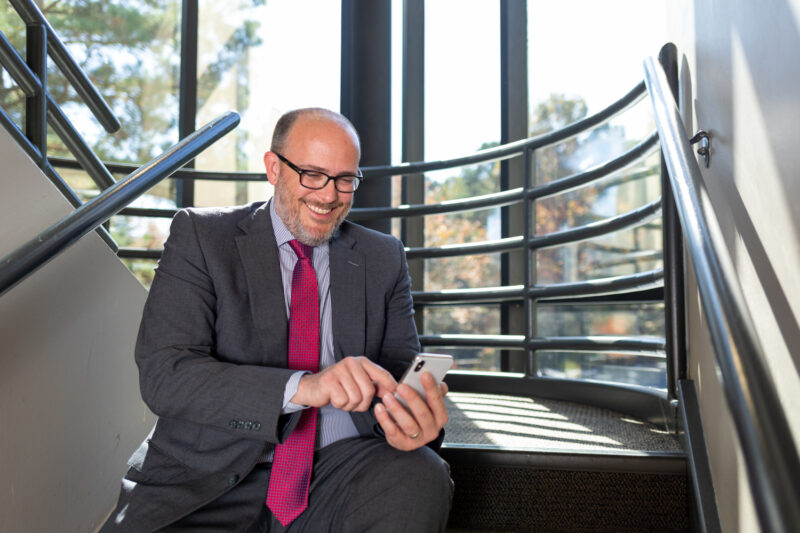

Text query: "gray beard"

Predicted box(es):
[273, 194, 348, 247]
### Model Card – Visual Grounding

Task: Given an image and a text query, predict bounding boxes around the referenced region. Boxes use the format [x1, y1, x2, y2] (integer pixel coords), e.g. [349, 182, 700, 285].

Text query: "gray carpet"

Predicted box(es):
[443, 392, 681, 453]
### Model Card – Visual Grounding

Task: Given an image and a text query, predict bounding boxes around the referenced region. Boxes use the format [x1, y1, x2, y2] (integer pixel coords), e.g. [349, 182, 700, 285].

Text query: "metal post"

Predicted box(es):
[524, 148, 536, 377]
[341, 0, 392, 234]
[25, 23, 47, 167]
[658, 43, 687, 403]
[499, 0, 528, 372]
[402, 0, 425, 334]
[177, 0, 198, 208]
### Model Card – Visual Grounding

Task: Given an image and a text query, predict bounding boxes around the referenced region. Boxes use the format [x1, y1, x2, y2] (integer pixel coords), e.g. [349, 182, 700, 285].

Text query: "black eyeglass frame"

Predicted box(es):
[274, 153, 362, 193]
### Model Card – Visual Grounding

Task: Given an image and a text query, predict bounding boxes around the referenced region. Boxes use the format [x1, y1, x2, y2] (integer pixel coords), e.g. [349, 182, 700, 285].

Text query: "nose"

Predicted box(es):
[317, 178, 340, 203]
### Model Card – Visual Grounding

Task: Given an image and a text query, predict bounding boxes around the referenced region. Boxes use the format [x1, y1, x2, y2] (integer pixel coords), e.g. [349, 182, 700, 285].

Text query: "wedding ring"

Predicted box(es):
[409, 430, 421, 439]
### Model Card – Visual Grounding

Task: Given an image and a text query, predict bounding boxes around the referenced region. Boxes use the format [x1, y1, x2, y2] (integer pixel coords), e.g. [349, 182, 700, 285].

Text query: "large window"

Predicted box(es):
[193, 0, 341, 207]
[421, 0, 502, 370]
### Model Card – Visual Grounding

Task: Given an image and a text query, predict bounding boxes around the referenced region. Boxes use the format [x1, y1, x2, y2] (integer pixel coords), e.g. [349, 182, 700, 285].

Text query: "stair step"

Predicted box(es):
[442, 393, 687, 532]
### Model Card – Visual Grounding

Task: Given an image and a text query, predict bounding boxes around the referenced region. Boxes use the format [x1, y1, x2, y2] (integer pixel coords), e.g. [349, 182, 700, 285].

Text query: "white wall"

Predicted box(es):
[0, 126, 152, 532]
[666, 0, 800, 530]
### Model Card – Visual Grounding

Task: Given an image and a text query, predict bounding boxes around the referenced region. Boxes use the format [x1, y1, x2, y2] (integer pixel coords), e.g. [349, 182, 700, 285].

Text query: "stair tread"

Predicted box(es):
[443, 392, 681, 455]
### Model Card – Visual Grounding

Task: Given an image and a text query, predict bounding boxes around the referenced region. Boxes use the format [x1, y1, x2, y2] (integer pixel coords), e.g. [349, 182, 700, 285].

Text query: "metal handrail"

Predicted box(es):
[412, 268, 663, 304]
[419, 334, 664, 354]
[105, 138, 656, 222]
[8, 0, 120, 133]
[362, 81, 647, 177]
[0, 112, 240, 296]
[645, 56, 800, 532]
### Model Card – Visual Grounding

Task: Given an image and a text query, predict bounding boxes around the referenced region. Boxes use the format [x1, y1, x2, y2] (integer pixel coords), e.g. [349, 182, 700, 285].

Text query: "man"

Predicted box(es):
[101, 108, 453, 532]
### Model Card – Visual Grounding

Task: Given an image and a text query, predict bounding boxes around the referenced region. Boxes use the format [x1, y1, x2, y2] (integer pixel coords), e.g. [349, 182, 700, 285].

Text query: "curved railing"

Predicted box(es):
[645, 56, 800, 533]
[96, 79, 668, 425]
[0, 112, 240, 296]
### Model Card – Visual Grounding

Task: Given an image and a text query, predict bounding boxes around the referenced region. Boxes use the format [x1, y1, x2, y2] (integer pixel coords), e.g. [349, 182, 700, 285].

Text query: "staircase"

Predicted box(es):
[442, 393, 687, 532]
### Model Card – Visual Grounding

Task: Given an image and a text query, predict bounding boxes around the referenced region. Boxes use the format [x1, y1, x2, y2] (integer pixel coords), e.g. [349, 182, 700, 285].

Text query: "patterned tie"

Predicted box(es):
[267, 240, 320, 526]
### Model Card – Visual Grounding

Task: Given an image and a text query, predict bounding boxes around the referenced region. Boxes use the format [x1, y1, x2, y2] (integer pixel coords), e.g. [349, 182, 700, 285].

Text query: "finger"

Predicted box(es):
[324, 374, 351, 410]
[360, 359, 398, 396]
[374, 403, 413, 451]
[420, 373, 449, 428]
[338, 371, 364, 411]
[345, 358, 379, 411]
[382, 392, 423, 438]
[396, 385, 437, 435]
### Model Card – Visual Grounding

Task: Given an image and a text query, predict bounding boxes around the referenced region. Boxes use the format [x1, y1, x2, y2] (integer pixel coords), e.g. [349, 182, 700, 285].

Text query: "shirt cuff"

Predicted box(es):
[282, 370, 310, 414]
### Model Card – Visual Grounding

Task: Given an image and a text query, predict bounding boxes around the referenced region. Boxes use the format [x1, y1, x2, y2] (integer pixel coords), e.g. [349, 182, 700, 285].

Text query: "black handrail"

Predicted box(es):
[361, 81, 647, 177]
[411, 268, 663, 305]
[0, 112, 240, 296]
[645, 56, 800, 533]
[8, 0, 120, 133]
[419, 334, 664, 354]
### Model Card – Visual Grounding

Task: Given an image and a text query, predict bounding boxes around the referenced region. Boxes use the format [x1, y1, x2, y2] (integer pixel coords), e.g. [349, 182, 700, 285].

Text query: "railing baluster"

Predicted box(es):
[24, 23, 46, 167]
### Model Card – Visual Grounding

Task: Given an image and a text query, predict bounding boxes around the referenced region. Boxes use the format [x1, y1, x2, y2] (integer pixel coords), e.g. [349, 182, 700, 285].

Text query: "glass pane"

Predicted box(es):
[536, 301, 665, 390]
[424, 304, 502, 371]
[426, 346, 502, 372]
[537, 351, 667, 390]
[194, 0, 342, 207]
[45, 0, 180, 165]
[532, 99, 658, 185]
[536, 220, 663, 284]
[527, 0, 668, 118]
[425, 0, 499, 161]
[536, 302, 664, 337]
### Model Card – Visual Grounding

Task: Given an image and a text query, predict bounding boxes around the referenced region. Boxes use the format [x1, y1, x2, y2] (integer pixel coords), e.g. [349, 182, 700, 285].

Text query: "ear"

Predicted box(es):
[263, 151, 281, 186]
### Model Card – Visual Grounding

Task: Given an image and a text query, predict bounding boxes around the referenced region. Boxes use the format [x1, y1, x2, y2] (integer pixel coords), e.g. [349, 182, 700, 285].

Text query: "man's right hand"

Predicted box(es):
[292, 356, 397, 412]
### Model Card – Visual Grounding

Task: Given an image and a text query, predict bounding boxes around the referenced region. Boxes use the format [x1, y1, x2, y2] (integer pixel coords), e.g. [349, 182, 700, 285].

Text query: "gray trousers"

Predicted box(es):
[162, 437, 453, 532]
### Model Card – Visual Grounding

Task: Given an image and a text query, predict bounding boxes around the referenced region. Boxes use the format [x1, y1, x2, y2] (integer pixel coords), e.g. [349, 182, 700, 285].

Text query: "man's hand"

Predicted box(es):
[374, 372, 449, 451]
[292, 356, 397, 412]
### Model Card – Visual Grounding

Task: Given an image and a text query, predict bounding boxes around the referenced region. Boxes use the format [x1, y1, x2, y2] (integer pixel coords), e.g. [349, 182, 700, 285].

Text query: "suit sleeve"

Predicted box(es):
[376, 238, 422, 378]
[135, 209, 297, 443]
[381, 238, 446, 451]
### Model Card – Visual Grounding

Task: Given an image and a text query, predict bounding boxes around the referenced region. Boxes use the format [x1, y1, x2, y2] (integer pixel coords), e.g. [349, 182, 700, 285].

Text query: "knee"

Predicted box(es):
[392, 447, 454, 504]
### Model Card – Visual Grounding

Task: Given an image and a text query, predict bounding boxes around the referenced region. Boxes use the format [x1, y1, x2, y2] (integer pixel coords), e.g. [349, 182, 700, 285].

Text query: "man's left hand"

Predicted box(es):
[374, 372, 449, 451]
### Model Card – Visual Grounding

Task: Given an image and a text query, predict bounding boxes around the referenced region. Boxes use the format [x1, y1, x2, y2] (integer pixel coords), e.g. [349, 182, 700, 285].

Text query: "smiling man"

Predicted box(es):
[101, 108, 453, 532]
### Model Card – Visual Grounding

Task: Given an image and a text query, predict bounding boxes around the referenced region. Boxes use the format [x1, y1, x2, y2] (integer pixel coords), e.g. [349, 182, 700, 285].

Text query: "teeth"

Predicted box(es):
[307, 204, 332, 215]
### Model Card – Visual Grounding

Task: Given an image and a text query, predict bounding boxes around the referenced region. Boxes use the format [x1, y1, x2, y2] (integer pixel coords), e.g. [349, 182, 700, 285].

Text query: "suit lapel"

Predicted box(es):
[330, 227, 366, 360]
[235, 202, 288, 365]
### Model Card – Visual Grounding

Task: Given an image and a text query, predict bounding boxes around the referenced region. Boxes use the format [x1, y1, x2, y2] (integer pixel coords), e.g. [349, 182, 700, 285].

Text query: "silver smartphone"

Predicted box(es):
[395, 353, 453, 408]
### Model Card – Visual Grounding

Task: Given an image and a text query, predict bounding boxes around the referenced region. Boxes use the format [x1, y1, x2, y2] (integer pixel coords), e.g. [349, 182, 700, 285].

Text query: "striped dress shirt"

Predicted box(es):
[268, 201, 360, 456]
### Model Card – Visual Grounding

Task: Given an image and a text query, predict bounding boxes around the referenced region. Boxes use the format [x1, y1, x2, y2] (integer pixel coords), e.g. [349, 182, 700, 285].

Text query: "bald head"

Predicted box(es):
[270, 107, 361, 159]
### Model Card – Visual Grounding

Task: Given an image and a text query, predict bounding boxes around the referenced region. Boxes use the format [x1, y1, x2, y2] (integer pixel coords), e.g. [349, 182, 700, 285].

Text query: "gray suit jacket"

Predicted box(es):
[108, 201, 420, 531]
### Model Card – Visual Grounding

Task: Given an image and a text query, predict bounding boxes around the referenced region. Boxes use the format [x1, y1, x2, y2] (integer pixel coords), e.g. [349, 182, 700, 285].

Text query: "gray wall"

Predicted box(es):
[0, 126, 152, 532]
[667, 0, 800, 530]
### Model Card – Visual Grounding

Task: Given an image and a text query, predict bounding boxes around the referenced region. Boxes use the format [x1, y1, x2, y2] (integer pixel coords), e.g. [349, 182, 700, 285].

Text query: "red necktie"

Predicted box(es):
[267, 240, 320, 526]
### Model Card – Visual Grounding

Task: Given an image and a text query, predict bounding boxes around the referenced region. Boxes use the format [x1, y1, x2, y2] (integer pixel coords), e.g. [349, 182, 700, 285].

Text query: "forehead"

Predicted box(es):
[285, 116, 360, 160]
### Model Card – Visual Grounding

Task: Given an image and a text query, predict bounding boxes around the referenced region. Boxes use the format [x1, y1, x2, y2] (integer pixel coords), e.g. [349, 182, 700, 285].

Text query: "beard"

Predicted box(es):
[273, 181, 350, 246]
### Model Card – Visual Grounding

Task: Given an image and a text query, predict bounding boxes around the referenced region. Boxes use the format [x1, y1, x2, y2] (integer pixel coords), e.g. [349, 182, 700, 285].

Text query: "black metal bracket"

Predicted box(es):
[689, 130, 711, 168]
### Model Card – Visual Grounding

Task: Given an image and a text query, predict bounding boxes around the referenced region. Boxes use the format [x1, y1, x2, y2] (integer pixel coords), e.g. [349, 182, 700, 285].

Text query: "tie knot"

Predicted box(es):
[288, 239, 313, 260]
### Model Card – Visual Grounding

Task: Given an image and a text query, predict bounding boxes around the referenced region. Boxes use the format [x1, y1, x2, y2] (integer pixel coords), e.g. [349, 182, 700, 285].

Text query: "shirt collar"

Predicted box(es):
[269, 199, 329, 254]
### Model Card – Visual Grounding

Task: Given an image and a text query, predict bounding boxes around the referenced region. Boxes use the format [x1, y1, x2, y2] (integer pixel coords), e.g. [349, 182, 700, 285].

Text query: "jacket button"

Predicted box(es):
[229, 474, 240, 486]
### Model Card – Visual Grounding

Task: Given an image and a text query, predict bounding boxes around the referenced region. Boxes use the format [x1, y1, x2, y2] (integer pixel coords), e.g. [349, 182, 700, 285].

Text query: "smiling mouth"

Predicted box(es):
[306, 203, 334, 215]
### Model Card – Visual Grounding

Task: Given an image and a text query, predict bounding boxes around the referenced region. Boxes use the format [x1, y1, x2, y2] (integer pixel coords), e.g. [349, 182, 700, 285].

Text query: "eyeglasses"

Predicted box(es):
[275, 153, 362, 193]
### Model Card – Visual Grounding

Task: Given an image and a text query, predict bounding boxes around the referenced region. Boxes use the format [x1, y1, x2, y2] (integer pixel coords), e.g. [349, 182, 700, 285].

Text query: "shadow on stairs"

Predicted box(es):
[441, 393, 688, 532]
